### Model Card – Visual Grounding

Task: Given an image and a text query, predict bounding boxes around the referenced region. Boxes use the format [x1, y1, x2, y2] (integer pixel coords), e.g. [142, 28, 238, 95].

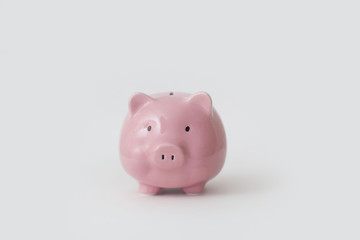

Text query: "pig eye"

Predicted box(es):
[185, 126, 190, 132]
[147, 125, 152, 131]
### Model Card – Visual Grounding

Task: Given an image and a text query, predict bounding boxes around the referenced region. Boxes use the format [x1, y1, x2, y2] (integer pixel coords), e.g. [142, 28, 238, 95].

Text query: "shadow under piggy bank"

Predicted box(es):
[205, 172, 276, 196]
[158, 172, 275, 196]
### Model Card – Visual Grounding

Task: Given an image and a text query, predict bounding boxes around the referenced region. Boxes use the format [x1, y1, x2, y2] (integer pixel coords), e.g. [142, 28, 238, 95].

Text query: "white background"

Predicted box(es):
[1, 0, 359, 239]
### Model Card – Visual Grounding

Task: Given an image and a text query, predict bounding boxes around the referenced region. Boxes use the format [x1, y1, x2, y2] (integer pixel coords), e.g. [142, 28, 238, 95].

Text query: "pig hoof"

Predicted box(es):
[139, 183, 161, 195]
[182, 182, 206, 195]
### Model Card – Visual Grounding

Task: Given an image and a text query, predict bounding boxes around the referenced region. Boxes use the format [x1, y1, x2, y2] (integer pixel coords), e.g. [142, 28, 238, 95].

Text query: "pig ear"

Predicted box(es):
[129, 92, 154, 115]
[187, 92, 213, 115]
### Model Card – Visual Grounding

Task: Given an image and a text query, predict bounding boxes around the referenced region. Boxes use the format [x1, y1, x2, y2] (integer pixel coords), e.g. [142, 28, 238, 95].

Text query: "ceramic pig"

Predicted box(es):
[119, 92, 226, 195]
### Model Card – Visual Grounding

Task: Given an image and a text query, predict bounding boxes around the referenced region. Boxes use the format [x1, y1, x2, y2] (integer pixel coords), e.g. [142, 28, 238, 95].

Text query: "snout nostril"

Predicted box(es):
[171, 155, 174, 160]
[161, 154, 165, 160]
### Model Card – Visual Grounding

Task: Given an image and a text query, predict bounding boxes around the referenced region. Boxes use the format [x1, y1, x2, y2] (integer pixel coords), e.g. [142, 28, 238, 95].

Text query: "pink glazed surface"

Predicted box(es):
[119, 92, 226, 194]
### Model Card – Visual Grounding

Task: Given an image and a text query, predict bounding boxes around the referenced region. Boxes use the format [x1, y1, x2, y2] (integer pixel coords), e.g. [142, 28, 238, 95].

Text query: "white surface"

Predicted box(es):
[1, 1, 359, 239]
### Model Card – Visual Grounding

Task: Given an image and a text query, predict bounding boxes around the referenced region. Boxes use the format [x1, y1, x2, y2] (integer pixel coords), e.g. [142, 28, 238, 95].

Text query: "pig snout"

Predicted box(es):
[152, 144, 184, 169]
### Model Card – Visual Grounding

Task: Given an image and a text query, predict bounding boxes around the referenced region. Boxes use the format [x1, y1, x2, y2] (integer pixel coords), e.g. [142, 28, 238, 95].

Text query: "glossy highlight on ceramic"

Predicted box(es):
[119, 92, 226, 195]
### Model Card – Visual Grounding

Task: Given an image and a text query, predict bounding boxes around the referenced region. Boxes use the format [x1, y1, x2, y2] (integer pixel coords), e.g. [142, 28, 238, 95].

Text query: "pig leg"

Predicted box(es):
[139, 183, 161, 195]
[182, 182, 206, 195]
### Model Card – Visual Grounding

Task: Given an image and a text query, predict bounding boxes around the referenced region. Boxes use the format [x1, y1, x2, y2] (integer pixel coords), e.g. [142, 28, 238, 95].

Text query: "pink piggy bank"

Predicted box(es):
[119, 92, 226, 195]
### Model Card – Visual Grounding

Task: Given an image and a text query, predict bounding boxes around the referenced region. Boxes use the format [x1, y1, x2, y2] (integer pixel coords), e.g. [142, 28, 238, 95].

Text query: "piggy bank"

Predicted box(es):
[119, 91, 226, 195]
